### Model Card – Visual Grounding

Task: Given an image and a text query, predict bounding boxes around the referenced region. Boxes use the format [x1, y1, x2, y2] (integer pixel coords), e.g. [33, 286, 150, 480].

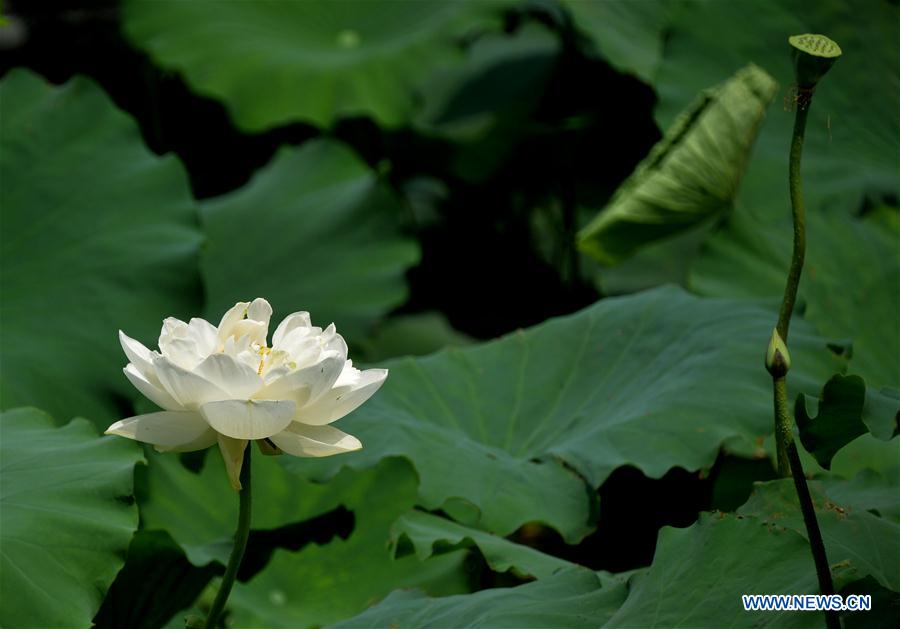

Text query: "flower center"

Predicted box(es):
[256, 344, 271, 375]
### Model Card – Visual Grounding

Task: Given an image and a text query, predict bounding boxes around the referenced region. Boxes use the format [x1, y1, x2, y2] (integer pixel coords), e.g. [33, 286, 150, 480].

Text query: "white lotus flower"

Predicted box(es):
[105, 298, 385, 489]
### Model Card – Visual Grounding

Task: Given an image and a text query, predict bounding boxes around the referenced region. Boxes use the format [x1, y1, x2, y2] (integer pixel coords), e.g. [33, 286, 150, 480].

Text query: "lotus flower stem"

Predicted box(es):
[766, 34, 842, 629]
[205, 446, 252, 628]
[775, 102, 809, 341]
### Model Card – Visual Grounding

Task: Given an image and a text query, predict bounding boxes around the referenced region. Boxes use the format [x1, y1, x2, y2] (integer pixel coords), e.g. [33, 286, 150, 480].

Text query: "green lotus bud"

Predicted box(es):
[765, 328, 792, 378]
[789, 34, 842, 88]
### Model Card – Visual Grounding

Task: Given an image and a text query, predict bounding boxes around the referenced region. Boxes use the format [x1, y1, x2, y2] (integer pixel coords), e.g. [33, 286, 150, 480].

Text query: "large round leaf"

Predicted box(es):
[123, 0, 513, 130]
[0, 407, 143, 628]
[288, 285, 842, 543]
[0, 70, 202, 426]
[199, 140, 419, 342]
[331, 568, 631, 629]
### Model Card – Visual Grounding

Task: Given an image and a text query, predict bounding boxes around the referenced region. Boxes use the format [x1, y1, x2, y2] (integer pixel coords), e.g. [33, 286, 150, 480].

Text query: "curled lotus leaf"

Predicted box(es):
[578, 64, 778, 265]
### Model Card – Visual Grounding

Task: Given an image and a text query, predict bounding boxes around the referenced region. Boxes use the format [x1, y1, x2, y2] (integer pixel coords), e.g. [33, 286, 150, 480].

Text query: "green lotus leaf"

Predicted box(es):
[0, 408, 143, 628]
[609, 477, 899, 627]
[287, 285, 842, 543]
[559, 0, 672, 83]
[199, 140, 420, 342]
[797, 374, 899, 470]
[414, 22, 561, 182]
[0, 70, 202, 426]
[822, 468, 900, 523]
[391, 510, 575, 579]
[142, 452, 467, 628]
[122, 0, 514, 130]
[141, 446, 380, 567]
[578, 64, 777, 265]
[93, 530, 217, 629]
[608, 512, 819, 628]
[827, 433, 900, 481]
[738, 480, 900, 591]
[223, 458, 469, 628]
[330, 568, 632, 629]
[359, 312, 473, 363]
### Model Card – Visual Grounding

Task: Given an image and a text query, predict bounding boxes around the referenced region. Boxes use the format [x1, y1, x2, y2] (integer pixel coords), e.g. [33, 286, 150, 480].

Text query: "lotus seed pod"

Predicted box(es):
[765, 328, 792, 378]
[789, 34, 842, 88]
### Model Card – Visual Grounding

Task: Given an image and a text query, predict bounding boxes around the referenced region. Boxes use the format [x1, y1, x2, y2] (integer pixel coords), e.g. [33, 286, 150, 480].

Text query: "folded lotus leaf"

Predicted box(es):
[578, 64, 777, 265]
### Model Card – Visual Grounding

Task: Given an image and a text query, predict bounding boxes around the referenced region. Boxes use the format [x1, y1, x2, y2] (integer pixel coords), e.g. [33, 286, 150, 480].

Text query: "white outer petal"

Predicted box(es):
[295, 368, 388, 426]
[154, 355, 229, 409]
[269, 423, 362, 457]
[105, 411, 216, 452]
[217, 434, 248, 490]
[123, 364, 182, 411]
[194, 353, 263, 399]
[272, 312, 311, 348]
[119, 331, 156, 377]
[200, 399, 296, 439]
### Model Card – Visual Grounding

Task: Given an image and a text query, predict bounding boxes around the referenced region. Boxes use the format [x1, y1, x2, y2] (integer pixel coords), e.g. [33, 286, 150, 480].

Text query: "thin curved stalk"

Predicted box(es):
[205, 445, 252, 628]
[776, 103, 809, 342]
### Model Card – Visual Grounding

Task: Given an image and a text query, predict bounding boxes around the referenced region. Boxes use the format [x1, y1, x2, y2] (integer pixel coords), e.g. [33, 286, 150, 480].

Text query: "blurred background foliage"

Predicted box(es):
[0, 1, 897, 627]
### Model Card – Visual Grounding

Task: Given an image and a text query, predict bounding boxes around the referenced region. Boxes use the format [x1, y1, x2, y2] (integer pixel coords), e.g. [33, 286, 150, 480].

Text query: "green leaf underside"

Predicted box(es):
[287, 285, 841, 543]
[0, 408, 143, 628]
[578, 64, 777, 265]
[199, 140, 419, 342]
[122, 0, 513, 130]
[330, 568, 632, 629]
[0, 70, 202, 426]
[391, 510, 576, 580]
[224, 458, 469, 628]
